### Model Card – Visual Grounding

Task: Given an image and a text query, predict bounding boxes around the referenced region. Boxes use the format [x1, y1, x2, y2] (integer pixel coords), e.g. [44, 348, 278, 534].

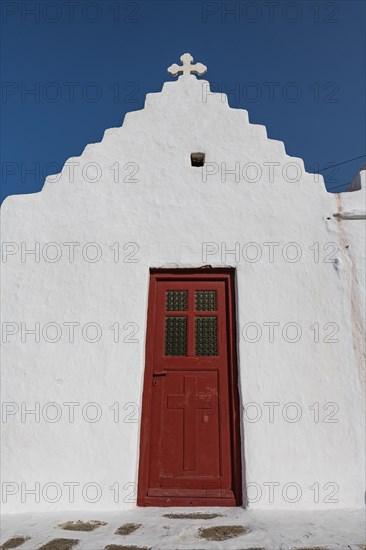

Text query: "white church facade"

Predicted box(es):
[1, 54, 365, 513]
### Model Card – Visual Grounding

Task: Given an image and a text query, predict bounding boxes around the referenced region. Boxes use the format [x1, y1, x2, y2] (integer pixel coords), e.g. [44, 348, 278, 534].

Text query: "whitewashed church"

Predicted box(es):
[1, 54, 365, 514]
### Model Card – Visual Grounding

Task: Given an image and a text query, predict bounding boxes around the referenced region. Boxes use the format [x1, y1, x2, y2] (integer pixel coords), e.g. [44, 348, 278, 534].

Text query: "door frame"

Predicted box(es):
[137, 267, 242, 506]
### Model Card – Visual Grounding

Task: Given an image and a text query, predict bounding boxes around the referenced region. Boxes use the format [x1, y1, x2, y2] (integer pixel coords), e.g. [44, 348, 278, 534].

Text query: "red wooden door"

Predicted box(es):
[137, 269, 242, 506]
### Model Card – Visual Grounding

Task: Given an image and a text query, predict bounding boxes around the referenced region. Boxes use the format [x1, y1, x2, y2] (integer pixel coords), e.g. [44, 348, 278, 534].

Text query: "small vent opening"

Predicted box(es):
[191, 152, 205, 167]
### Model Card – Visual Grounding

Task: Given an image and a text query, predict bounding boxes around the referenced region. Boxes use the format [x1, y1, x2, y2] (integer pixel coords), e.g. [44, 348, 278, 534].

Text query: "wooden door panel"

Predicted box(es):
[155, 371, 220, 481]
[138, 270, 242, 507]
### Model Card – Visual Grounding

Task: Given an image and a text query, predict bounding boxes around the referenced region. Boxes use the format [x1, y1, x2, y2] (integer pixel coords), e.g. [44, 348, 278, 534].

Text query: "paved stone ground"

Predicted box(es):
[1, 508, 365, 550]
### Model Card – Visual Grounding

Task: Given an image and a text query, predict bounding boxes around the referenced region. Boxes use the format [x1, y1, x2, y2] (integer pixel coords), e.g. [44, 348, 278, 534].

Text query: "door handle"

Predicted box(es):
[153, 371, 167, 376]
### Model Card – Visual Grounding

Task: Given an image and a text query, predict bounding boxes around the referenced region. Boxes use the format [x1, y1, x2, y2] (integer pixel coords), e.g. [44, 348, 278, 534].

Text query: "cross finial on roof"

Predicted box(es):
[167, 53, 207, 78]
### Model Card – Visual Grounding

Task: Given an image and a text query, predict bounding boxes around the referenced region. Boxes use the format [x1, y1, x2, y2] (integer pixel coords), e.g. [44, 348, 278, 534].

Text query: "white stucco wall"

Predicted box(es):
[1, 75, 365, 513]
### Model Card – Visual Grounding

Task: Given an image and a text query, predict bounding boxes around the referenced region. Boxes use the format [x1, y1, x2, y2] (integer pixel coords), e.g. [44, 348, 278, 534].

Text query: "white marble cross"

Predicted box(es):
[167, 53, 207, 77]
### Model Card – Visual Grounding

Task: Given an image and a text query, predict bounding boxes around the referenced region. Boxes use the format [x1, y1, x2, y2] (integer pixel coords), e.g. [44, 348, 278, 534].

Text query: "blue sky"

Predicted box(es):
[1, 0, 365, 203]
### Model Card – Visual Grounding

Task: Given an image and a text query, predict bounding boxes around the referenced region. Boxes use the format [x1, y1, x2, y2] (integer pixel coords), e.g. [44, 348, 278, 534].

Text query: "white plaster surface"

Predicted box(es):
[1, 508, 365, 549]
[1, 74, 365, 514]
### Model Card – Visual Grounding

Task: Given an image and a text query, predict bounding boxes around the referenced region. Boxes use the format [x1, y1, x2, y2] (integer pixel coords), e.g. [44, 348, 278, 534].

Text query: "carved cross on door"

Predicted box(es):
[167, 375, 215, 471]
